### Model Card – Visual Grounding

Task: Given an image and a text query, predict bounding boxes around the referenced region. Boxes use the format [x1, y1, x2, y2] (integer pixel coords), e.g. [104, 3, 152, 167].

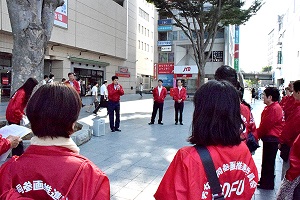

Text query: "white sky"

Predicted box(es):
[239, 0, 286, 72]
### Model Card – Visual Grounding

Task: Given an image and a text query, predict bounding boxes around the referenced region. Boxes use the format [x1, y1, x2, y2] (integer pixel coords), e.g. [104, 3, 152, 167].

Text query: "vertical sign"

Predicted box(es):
[234, 25, 240, 71]
[54, 0, 68, 29]
[153, 63, 158, 80]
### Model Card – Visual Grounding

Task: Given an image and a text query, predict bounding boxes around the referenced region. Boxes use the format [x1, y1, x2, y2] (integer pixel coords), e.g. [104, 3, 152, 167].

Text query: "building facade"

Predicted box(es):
[271, 0, 300, 87]
[154, 15, 235, 93]
[0, 0, 140, 96]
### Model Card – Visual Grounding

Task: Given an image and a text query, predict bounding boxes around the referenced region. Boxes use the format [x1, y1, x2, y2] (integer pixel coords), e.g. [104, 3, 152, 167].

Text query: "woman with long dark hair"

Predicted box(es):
[6, 77, 38, 155]
[154, 80, 258, 200]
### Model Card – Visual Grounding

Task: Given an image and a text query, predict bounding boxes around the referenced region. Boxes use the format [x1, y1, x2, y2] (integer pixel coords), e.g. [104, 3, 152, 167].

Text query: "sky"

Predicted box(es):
[239, 0, 286, 72]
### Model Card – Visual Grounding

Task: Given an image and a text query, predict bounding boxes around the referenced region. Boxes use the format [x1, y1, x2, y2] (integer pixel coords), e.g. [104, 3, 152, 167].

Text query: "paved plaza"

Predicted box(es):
[0, 91, 283, 199]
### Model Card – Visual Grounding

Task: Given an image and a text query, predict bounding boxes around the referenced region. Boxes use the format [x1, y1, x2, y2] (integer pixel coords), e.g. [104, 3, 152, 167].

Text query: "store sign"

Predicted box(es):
[174, 65, 198, 74]
[157, 41, 172, 46]
[175, 74, 193, 78]
[118, 66, 128, 73]
[157, 63, 174, 74]
[213, 51, 224, 62]
[54, 0, 68, 28]
[161, 46, 172, 52]
[115, 72, 130, 78]
[158, 19, 172, 25]
[116, 66, 130, 78]
[158, 25, 173, 32]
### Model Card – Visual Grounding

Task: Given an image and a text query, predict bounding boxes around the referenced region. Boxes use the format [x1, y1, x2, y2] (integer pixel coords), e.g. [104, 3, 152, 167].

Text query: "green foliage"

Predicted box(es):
[261, 66, 272, 72]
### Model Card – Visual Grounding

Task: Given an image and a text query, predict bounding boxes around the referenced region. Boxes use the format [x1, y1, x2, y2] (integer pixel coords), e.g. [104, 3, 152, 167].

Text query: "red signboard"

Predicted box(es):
[2, 77, 8, 85]
[115, 72, 130, 78]
[157, 63, 174, 74]
[234, 44, 239, 58]
[174, 74, 193, 78]
[153, 63, 158, 80]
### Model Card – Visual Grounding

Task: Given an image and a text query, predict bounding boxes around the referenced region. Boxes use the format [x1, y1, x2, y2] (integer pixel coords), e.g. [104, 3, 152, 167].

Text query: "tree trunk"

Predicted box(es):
[197, 66, 205, 88]
[6, 0, 64, 94]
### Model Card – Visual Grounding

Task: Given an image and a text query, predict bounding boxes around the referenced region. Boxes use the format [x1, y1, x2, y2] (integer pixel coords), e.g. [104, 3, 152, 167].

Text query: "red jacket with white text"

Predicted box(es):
[173, 87, 187, 102]
[6, 89, 27, 124]
[256, 102, 284, 140]
[107, 83, 124, 102]
[153, 86, 167, 103]
[286, 134, 300, 181]
[0, 145, 110, 200]
[154, 144, 258, 200]
[279, 101, 300, 147]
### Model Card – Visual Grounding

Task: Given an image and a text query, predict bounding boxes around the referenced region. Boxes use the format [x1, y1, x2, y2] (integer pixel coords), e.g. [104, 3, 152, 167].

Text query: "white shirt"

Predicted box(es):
[158, 86, 162, 96]
[91, 86, 98, 96]
[178, 86, 182, 92]
[100, 84, 108, 96]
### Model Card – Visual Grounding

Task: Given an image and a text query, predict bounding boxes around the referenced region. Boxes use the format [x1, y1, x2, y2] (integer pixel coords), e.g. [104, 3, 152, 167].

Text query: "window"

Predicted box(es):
[147, 44, 149, 52]
[148, 30, 149, 37]
[168, 31, 178, 41]
[144, 43, 146, 51]
[138, 40, 140, 49]
[142, 42, 144, 50]
[179, 31, 188, 40]
[139, 8, 149, 21]
[159, 53, 168, 63]
[138, 24, 140, 33]
[142, 26, 144, 34]
[145, 28, 146, 36]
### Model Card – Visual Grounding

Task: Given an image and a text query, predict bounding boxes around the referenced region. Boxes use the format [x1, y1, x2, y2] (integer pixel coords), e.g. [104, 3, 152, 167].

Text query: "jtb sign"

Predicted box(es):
[174, 65, 198, 74]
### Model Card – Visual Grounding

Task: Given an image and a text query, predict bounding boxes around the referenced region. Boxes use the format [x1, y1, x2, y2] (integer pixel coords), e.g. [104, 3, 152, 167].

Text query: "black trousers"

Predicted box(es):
[150, 101, 164, 123]
[174, 102, 184, 123]
[260, 141, 279, 188]
[93, 95, 107, 113]
[108, 101, 120, 131]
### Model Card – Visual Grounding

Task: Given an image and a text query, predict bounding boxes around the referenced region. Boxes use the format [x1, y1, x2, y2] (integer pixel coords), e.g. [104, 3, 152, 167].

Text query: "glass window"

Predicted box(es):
[159, 53, 168, 63]
[179, 31, 188, 40]
[168, 53, 174, 62]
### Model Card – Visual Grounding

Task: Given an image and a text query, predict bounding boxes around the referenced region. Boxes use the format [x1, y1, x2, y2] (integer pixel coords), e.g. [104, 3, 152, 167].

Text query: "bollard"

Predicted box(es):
[92, 118, 105, 136]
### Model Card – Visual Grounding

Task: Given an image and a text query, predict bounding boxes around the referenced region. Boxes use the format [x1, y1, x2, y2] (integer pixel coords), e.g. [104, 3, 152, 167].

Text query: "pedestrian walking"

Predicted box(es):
[93, 80, 108, 115]
[47, 73, 54, 84]
[0, 84, 110, 199]
[255, 87, 284, 190]
[86, 82, 99, 113]
[6, 77, 38, 156]
[154, 80, 258, 200]
[65, 72, 85, 107]
[173, 79, 186, 125]
[251, 88, 256, 103]
[107, 76, 124, 132]
[148, 79, 167, 125]
[139, 83, 143, 97]
[41, 75, 48, 85]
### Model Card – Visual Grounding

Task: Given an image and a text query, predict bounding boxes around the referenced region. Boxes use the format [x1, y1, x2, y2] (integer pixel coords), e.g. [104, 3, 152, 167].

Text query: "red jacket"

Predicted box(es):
[65, 80, 81, 94]
[0, 135, 10, 156]
[173, 87, 187, 102]
[240, 104, 257, 141]
[286, 134, 300, 181]
[0, 145, 110, 200]
[279, 101, 300, 147]
[280, 95, 290, 107]
[153, 86, 167, 103]
[154, 144, 258, 200]
[256, 102, 284, 139]
[282, 95, 295, 120]
[107, 83, 124, 102]
[6, 89, 27, 124]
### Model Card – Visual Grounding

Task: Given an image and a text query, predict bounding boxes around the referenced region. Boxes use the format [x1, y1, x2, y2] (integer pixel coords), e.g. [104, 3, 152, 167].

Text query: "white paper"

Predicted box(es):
[0, 125, 32, 162]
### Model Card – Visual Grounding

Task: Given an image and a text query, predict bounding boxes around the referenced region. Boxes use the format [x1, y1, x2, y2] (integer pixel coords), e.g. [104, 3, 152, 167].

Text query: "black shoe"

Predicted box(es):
[111, 130, 115, 132]
[180, 122, 183, 125]
[158, 122, 163, 125]
[115, 129, 121, 132]
[175, 122, 178, 125]
[93, 111, 97, 115]
[148, 122, 154, 125]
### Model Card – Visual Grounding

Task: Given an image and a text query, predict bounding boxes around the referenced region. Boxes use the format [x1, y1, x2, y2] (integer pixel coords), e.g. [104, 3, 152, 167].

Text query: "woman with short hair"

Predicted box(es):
[154, 80, 258, 200]
[0, 84, 110, 199]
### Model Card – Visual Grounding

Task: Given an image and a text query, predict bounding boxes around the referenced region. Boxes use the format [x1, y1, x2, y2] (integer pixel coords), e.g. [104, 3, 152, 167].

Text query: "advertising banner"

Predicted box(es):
[158, 25, 173, 32]
[157, 41, 172, 46]
[158, 19, 172, 25]
[54, 0, 68, 28]
[157, 63, 174, 74]
[174, 65, 198, 74]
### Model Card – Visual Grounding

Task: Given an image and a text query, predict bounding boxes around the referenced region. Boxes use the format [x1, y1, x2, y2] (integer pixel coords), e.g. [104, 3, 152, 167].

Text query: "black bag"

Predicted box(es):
[246, 132, 260, 153]
[280, 144, 290, 162]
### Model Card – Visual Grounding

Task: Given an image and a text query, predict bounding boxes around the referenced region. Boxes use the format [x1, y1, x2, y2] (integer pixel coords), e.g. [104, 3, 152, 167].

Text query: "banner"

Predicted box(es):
[54, 0, 68, 29]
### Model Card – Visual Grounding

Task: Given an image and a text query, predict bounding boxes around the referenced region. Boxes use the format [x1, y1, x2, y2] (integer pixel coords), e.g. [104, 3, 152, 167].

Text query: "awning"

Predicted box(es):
[69, 57, 110, 67]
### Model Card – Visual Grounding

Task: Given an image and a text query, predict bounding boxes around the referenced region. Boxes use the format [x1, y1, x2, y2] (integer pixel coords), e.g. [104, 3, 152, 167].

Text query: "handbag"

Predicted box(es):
[195, 145, 225, 200]
[246, 132, 260, 153]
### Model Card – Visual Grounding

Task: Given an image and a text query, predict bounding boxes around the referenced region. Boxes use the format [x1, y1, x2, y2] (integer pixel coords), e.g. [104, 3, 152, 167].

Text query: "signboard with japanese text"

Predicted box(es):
[153, 63, 158, 80]
[158, 19, 172, 25]
[157, 63, 174, 74]
[161, 46, 172, 52]
[158, 25, 173, 32]
[213, 51, 223, 62]
[54, 0, 68, 29]
[115, 72, 130, 78]
[157, 41, 172, 46]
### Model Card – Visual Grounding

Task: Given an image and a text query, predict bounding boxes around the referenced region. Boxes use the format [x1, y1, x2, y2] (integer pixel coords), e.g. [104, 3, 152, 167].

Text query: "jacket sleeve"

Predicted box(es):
[182, 88, 187, 101]
[257, 107, 281, 139]
[154, 150, 188, 200]
[92, 172, 110, 200]
[163, 87, 167, 99]
[118, 85, 125, 96]
[0, 135, 10, 156]
[279, 113, 300, 146]
[286, 135, 300, 181]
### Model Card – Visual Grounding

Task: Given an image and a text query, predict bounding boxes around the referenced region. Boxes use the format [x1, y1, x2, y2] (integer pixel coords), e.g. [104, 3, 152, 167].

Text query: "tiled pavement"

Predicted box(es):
[0, 91, 283, 199]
